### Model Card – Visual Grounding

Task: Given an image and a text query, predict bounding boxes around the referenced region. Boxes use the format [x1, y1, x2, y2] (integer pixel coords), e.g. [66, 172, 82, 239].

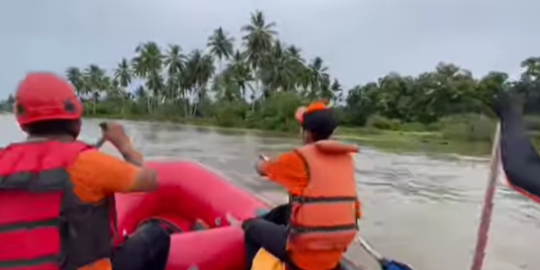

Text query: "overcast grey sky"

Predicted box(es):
[0, 0, 538, 98]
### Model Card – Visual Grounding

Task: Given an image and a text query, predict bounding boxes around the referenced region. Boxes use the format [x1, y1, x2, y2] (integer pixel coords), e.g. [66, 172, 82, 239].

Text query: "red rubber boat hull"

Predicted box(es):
[115, 161, 363, 270]
[115, 161, 268, 270]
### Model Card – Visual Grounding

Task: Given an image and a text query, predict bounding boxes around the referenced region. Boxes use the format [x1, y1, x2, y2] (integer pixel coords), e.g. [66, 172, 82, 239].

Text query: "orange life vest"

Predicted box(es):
[287, 140, 359, 252]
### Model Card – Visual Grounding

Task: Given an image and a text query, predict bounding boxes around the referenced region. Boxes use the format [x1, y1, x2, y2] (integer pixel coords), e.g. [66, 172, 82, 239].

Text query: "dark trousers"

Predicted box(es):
[112, 221, 171, 270]
[244, 204, 293, 270]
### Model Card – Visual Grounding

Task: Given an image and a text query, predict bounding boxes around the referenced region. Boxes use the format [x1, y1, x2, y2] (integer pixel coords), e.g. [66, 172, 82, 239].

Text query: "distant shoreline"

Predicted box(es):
[84, 114, 492, 158]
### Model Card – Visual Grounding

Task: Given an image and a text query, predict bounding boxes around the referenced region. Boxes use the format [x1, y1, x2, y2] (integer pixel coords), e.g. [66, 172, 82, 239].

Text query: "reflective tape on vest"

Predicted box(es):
[0, 217, 61, 268]
[0, 169, 68, 268]
[289, 195, 358, 233]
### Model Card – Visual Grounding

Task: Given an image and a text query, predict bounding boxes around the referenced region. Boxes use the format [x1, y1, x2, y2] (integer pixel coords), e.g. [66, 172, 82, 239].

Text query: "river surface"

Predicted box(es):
[2, 116, 539, 270]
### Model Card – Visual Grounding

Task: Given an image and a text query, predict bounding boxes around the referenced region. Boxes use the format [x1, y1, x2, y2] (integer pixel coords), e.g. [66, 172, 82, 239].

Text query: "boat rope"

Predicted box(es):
[469, 124, 501, 270]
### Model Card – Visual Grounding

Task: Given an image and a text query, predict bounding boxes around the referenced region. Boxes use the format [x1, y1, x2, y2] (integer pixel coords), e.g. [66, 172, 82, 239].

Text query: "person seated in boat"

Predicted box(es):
[241, 101, 362, 270]
[0, 72, 170, 270]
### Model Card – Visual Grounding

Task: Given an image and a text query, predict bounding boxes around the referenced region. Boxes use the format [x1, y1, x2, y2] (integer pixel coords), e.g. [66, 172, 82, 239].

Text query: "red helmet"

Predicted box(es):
[14, 72, 83, 126]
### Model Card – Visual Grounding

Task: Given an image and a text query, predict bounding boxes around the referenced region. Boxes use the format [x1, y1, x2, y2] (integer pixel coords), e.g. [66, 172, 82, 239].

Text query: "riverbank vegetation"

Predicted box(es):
[4, 11, 540, 155]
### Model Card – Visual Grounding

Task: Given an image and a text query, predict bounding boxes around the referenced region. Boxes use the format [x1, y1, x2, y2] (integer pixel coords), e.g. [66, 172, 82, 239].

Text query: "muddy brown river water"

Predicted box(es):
[2, 116, 539, 270]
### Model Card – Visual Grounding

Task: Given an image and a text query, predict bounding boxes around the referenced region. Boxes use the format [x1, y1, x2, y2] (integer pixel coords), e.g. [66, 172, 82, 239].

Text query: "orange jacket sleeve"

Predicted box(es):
[67, 150, 140, 203]
[259, 151, 308, 195]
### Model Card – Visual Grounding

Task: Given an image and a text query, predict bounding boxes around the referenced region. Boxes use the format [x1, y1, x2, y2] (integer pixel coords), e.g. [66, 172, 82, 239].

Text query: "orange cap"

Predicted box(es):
[295, 100, 329, 123]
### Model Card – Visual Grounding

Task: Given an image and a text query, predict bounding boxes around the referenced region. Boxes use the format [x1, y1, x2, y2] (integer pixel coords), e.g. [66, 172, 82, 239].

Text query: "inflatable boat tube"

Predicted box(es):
[115, 161, 362, 270]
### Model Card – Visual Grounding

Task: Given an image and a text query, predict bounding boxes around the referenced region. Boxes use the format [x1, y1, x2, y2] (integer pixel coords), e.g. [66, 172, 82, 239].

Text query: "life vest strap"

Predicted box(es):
[289, 195, 357, 203]
[290, 223, 357, 234]
[0, 169, 69, 191]
[0, 217, 59, 233]
[289, 195, 358, 233]
[0, 254, 59, 268]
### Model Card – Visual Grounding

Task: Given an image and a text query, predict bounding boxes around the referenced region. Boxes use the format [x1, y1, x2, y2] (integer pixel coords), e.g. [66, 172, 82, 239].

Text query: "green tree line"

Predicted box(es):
[5, 11, 540, 144]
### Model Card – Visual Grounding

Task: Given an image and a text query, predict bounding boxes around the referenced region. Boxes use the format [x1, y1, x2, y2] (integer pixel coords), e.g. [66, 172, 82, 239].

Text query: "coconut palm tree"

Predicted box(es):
[226, 50, 253, 100]
[114, 58, 134, 89]
[112, 59, 134, 114]
[134, 85, 146, 100]
[284, 45, 307, 90]
[164, 45, 185, 77]
[259, 41, 297, 95]
[241, 10, 277, 101]
[106, 78, 128, 113]
[163, 45, 186, 102]
[133, 42, 163, 77]
[330, 79, 343, 103]
[66, 67, 85, 97]
[182, 50, 215, 116]
[84, 64, 107, 114]
[212, 72, 240, 102]
[306, 57, 329, 99]
[132, 42, 164, 112]
[207, 27, 235, 72]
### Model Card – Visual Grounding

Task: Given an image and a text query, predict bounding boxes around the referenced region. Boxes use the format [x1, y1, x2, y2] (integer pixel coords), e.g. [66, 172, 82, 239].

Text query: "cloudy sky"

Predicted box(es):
[0, 0, 538, 98]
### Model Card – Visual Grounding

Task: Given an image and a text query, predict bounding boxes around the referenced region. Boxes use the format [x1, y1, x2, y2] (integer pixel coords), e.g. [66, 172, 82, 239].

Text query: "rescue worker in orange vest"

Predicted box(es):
[241, 101, 361, 270]
[0, 72, 171, 270]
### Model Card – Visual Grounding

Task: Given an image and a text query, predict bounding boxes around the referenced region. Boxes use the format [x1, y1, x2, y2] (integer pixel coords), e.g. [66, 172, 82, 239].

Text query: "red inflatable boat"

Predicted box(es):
[115, 161, 362, 270]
